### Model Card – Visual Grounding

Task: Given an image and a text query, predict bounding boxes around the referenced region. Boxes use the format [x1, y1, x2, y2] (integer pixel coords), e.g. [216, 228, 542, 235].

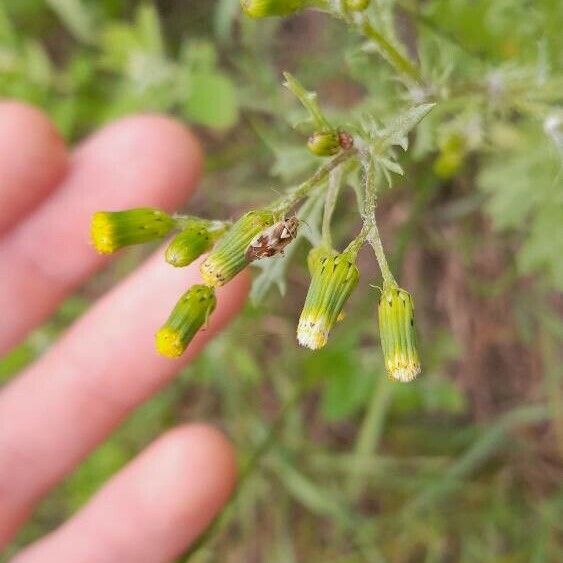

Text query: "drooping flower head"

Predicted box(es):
[165, 219, 228, 268]
[156, 284, 217, 358]
[377, 282, 421, 382]
[91, 208, 174, 255]
[200, 209, 275, 287]
[297, 247, 360, 350]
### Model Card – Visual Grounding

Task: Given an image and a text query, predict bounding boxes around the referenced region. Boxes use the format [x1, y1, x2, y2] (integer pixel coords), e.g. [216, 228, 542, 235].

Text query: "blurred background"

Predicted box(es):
[1, 1, 562, 561]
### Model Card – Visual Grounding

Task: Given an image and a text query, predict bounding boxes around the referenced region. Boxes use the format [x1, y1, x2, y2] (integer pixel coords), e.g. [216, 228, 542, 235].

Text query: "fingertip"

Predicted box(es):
[0, 100, 68, 233]
[74, 114, 203, 211]
[162, 423, 238, 507]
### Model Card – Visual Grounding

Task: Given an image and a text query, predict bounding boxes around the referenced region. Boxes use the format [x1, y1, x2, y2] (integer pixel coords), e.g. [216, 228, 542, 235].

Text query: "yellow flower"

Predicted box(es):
[297, 247, 359, 350]
[378, 282, 421, 382]
[156, 285, 217, 358]
[91, 208, 174, 255]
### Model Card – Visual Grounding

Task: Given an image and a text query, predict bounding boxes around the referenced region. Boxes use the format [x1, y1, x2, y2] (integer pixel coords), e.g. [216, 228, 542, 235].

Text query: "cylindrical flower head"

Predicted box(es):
[241, 0, 309, 18]
[307, 131, 340, 157]
[91, 208, 174, 255]
[156, 284, 217, 358]
[200, 210, 275, 287]
[378, 282, 421, 382]
[165, 220, 227, 268]
[297, 248, 359, 350]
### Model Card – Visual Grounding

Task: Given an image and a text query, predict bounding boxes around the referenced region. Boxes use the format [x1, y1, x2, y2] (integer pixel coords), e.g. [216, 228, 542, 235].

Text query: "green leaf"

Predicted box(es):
[135, 4, 164, 55]
[183, 71, 238, 129]
[45, 0, 96, 44]
[377, 102, 436, 151]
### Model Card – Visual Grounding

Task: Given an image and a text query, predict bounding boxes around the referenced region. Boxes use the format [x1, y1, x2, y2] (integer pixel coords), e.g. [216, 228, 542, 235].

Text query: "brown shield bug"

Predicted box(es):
[245, 216, 299, 262]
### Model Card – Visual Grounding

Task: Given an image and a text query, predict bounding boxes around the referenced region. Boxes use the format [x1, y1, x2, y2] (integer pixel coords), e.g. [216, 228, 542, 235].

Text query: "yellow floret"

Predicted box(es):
[155, 327, 184, 358]
[91, 212, 117, 254]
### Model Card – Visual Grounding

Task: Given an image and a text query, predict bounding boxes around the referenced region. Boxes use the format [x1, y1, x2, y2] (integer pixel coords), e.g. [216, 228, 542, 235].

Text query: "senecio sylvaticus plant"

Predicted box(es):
[91, 0, 433, 382]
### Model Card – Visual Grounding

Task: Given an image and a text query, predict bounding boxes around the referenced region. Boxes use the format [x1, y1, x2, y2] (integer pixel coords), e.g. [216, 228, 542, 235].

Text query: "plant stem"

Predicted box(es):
[347, 376, 394, 499]
[180, 379, 311, 561]
[359, 18, 424, 87]
[283, 71, 333, 131]
[362, 159, 397, 286]
[321, 166, 343, 247]
[268, 148, 358, 215]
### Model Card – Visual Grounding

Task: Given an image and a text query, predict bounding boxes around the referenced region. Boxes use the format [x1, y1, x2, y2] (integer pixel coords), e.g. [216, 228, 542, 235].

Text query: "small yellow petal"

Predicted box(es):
[155, 327, 184, 358]
[91, 212, 117, 254]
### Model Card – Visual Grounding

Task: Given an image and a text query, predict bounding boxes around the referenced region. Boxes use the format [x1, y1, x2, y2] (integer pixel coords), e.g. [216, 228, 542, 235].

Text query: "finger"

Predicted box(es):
[0, 114, 203, 355]
[0, 253, 250, 546]
[13, 425, 236, 563]
[0, 101, 68, 235]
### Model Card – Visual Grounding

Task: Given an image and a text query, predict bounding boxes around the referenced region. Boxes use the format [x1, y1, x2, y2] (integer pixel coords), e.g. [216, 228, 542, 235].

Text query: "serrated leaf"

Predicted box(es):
[378, 155, 404, 176]
[377, 103, 436, 152]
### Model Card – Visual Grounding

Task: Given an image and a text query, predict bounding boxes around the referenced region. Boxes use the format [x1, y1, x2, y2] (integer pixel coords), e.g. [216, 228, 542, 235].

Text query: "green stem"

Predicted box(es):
[283, 71, 333, 131]
[180, 379, 311, 561]
[359, 18, 424, 87]
[173, 215, 230, 234]
[362, 159, 397, 286]
[347, 377, 394, 499]
[268, 148, 358, 215]
[321, 166, 343, 247]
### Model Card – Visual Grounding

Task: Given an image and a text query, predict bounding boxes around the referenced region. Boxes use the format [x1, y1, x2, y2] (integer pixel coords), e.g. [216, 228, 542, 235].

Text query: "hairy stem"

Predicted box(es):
[268, 148, 358, 215]
[359, 18, 424, 86]
[362, 158, 396, 285]
[283, 71, 333, 132]
[321, 167, 343, 247]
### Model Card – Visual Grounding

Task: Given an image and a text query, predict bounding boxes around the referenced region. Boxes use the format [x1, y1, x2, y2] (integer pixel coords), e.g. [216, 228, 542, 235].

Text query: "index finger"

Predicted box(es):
[0, 113, 203, 355]
[0, 101, 68, 235]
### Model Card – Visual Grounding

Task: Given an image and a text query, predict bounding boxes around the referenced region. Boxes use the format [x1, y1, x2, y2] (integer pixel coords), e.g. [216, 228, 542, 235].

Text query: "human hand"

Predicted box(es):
[0, 102, 249, 562]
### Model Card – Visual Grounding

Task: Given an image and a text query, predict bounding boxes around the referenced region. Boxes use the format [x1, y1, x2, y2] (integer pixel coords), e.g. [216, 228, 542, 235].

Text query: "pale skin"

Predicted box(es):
[0, 101, 250, 562]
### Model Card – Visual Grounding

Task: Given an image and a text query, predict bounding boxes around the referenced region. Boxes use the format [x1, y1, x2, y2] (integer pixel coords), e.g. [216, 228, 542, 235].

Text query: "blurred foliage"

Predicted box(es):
[1, 0, 562, 562]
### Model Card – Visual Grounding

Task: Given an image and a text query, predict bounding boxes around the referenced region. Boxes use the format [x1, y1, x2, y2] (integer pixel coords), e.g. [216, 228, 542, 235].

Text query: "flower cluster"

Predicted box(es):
[89, 0, 423, 382]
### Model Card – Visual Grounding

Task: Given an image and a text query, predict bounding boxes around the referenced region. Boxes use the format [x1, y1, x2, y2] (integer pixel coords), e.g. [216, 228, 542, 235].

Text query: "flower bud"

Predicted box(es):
[241, 0, 309, 18]
[156, 284, 217, 358]
[307, 130, 341, 157]
[200, 209, 275, 287]
[297, 248, 359, 350]
[378, 282, 421, 382]
[165, 219, 227, 268]
[345, 0, 370, 11]
[91, 208, 175, 255]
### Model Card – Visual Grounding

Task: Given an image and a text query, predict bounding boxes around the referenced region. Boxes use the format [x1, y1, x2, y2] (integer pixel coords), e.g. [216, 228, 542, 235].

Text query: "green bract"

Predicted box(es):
[200, 210, 275, 287]
[307, 131, 341, 157]
[90, 208, 175, 255]
[156, 285, 217, 358]
[297, 247, 360, 350]
[378, 282, 421, 382]
[165, 219, 227, 268]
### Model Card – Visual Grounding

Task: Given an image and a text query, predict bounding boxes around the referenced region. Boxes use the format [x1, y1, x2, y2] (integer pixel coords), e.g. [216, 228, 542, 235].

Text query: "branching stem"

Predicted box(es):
[361, 158, 396, 285]
[268, 148, 358, 215]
